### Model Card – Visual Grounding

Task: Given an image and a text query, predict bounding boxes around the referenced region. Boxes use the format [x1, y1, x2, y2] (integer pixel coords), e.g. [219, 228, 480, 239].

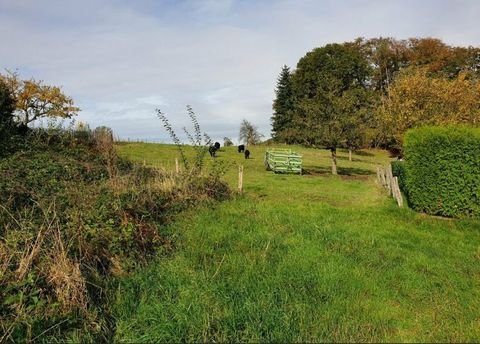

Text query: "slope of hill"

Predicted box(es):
[113, 143, 480, 342]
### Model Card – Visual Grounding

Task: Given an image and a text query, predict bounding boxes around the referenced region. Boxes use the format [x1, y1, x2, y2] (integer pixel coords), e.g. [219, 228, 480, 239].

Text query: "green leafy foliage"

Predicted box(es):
[290, 43, 376, 173]
[404, 126, 480, 217]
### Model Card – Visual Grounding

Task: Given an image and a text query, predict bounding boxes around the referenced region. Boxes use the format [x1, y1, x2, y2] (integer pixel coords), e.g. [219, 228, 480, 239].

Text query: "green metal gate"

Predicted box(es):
[264, 149, 303, 174]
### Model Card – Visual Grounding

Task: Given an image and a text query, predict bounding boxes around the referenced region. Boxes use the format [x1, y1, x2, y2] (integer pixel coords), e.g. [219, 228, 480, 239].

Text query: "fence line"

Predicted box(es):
[376, 165, 403, 207]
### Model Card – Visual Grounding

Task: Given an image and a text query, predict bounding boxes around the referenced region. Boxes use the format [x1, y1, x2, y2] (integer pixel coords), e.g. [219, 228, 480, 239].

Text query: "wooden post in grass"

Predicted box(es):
[175, 158, 179, 174]
[393, 177, 403, 207]
[377, 165, 403, 207]
[143, 159, 146, 166]
[380, 167, 386, 187]
[386, 164, 393, 196]
[238, 165, 244, 193]
[375, 164, 404, 207]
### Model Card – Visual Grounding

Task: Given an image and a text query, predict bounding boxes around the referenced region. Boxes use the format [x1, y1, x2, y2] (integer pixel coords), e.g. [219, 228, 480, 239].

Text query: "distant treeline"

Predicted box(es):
[271, 37, 480, 154]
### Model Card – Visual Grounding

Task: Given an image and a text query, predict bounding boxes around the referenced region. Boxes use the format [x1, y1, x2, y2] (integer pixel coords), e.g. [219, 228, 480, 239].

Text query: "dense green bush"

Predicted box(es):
[404, 126, 480, 218]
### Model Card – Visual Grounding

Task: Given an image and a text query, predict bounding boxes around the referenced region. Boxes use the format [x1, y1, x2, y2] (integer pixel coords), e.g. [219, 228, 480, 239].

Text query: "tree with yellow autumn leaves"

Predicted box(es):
[375, 67, 480, 150]
[0, 71, 79, 126]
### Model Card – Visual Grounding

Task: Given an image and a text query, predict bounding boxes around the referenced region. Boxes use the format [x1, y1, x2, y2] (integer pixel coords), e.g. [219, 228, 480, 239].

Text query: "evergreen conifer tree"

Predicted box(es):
[271, 65, 294, 142]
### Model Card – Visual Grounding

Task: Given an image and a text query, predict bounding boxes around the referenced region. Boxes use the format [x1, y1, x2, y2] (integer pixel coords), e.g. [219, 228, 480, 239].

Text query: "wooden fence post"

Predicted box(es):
[393, 177, 403, 207]
[238, 165, 244, 193]
[378, 164, 404, 208]
[380, 167, 386, 187]
[386, 164, 393, 196]
[175, 158, 179, 174]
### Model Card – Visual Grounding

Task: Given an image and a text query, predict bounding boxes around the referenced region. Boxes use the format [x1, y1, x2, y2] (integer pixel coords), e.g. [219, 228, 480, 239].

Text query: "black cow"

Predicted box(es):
[208, 145, 217, 157]
[244, 149, 250, 159]
[238, 144, 245, 153]
[214, 142, 220, 150]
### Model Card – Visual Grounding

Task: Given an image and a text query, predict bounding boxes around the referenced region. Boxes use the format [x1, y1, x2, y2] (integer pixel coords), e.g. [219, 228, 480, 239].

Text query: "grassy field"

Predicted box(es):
[113, 143, 480, 342]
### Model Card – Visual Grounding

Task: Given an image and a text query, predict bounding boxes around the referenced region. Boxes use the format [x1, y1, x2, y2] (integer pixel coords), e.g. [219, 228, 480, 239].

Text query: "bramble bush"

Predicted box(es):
[0, 123, 231, 342]
[404, 126, 480, 218]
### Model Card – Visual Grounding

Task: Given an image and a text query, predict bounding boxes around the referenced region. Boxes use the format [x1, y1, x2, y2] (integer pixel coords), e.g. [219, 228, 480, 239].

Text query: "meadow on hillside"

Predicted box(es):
[114, 143, 480, 342]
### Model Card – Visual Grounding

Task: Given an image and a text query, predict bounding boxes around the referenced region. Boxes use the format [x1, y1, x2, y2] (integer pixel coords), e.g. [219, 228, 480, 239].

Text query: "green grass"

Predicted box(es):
[113, 143, 480, 342]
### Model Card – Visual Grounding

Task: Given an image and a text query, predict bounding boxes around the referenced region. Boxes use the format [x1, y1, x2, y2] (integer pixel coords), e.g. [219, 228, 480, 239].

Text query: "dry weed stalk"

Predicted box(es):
[153, 172, 178, 194]
[47, 228, 87, 314]
[0, 242, 12, 280]
[15, 227, 44, 281]
[109, 255, 125, 277]
[14, 202, 58, 280]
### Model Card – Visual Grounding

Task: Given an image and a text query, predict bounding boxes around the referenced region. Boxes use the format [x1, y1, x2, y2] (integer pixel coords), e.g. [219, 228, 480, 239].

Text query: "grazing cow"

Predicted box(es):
[208, 145, 217, 157]
[238, 144, 245, 153]
[244, 149, 250, 159]
[214, 142, 221, 150]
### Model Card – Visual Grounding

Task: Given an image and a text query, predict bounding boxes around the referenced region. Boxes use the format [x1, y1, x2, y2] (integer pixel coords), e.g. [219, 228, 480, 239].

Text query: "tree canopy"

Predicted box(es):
[0, 71, 80, 125]
[376, 67, 480, 149]
[290, 43, 374, 174]
[271, 37, 480, 169]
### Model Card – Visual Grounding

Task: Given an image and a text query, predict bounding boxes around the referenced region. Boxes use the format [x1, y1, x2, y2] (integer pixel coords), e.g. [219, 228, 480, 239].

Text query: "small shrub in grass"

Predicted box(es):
[404, 126, 480, 218]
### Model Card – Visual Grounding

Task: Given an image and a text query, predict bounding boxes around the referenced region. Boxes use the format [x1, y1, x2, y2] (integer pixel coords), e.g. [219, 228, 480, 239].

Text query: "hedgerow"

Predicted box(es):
[404, 126, 480, 218]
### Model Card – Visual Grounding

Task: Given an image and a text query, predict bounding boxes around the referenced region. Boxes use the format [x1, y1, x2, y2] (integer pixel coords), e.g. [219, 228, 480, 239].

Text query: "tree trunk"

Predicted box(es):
[349, 149, 352, 162]
[331, 148, 337, 175]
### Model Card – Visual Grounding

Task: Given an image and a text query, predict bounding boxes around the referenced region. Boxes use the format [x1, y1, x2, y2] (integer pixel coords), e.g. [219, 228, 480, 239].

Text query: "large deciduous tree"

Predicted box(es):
[291, 43, 374, 174]
[239, 119, 263, 146]
[0, 71, 80, 126]
[271, 65, 295, 143]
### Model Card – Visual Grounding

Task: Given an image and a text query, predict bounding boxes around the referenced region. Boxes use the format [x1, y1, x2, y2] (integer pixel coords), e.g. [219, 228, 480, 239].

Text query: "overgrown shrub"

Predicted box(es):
[404, 126, 480, 218]
[0, 125, 231, 342]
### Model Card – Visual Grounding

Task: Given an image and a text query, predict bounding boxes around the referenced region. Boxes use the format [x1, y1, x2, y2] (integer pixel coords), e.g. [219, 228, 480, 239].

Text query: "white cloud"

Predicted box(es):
[0, 0, 479, 142]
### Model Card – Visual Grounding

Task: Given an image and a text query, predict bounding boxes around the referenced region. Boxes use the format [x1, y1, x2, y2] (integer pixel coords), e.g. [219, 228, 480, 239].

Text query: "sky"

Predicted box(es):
[1, 0, 479, 143]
